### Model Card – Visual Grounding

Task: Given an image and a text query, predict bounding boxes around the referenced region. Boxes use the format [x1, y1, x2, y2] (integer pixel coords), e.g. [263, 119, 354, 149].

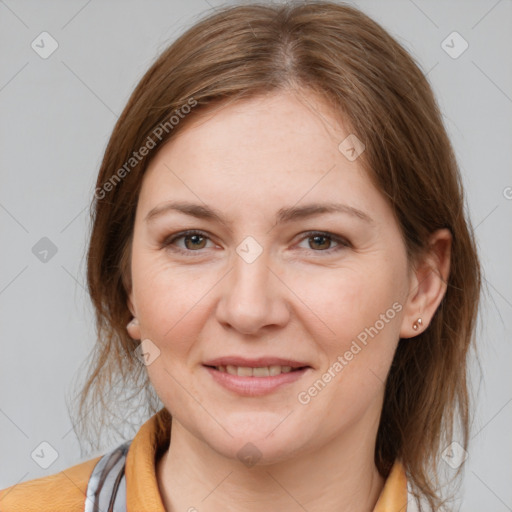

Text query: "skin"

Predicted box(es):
[126, 89, 451, 512]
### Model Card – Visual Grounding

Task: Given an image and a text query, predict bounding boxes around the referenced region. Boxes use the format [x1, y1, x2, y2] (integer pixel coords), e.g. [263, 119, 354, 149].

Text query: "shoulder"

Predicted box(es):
[0, 455, 102, 512]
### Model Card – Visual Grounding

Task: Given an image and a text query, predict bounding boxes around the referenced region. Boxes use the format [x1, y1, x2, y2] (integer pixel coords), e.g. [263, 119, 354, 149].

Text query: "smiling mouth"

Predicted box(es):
[203, 364, 310, 377]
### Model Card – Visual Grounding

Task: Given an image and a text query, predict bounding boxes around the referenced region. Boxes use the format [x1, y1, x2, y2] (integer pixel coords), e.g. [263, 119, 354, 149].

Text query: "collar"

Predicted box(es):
[125, 408, 408, 511]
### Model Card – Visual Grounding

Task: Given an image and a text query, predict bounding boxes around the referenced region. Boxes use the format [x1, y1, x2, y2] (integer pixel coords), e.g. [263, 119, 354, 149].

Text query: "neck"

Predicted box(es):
[156, 417, 386, 512]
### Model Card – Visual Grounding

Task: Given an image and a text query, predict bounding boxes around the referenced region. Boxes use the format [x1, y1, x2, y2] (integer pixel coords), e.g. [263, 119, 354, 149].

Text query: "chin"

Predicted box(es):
[199, 416, 313, 467]
[215, 436, 302, 467]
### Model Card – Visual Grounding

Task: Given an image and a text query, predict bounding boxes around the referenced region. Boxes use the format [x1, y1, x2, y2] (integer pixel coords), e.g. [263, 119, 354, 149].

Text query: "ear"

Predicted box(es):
[127, 293, 136, 317]
[126, 293, 141, 340]
[400, 228, 452, 339]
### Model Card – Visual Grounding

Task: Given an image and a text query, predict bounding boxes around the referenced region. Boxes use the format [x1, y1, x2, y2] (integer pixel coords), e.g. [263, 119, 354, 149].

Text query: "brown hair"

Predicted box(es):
[72, 2, 481, 510]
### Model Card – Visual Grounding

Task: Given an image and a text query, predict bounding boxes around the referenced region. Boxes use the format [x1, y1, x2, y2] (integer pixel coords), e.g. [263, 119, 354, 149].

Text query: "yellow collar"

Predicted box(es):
[126, 408, 409, 511]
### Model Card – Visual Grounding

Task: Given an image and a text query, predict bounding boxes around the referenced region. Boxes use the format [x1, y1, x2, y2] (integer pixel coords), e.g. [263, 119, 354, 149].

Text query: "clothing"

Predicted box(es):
[0, 408, 409, 511]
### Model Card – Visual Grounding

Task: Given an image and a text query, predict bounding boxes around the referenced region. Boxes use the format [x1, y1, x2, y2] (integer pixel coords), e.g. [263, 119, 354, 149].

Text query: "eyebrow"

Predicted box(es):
[144, 200, 374, 225]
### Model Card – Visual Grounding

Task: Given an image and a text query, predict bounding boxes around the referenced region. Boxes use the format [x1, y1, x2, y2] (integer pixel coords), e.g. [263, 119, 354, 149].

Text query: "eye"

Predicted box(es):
[162, 230, 215, 253]
[161, 229, 350, 256]
[296, 231, 350, 253]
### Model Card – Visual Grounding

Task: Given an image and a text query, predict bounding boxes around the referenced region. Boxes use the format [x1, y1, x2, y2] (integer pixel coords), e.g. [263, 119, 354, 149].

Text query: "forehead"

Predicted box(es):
[166, 90, 348, 169]
[137, 89, 388, 225]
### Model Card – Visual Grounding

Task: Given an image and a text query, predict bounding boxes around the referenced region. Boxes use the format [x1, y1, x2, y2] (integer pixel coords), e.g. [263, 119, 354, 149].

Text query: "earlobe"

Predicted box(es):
[126, 317, 141, 340]
[399, 228, 452, 339]
[126, 295, 141, 340]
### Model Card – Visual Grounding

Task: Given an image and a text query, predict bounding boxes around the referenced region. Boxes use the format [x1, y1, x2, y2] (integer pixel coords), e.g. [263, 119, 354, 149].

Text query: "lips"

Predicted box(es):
[203, 365, 311, 396]
[202, 356, 311, 369]
[202, 356, 313, 396]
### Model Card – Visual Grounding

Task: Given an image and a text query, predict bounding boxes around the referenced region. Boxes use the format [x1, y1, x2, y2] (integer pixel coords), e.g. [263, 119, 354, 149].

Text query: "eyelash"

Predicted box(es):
[161, 229, 351, 256]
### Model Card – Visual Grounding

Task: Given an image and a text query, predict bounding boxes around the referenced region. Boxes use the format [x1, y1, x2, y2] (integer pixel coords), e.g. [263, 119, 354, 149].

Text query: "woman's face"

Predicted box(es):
[128, 90, 413, 464]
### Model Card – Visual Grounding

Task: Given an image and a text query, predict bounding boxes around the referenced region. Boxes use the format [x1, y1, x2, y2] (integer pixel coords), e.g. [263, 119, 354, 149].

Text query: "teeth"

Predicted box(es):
[216, 365, 296, 376]
[269, 365, 282, 376]
[237, 365, 253, 377]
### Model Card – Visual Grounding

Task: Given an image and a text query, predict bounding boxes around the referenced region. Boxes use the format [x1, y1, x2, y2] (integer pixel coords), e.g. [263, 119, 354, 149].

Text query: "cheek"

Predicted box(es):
[131, 249, 216, 355]
[294, 263, 403, 346]
[294, 264, 404, 402]
[294, 268, 403, 418]
[130, 253, 214, 408]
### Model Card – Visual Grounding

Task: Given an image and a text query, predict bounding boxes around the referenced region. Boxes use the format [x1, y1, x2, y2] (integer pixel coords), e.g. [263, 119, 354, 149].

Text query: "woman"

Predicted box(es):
[0, 2, 480, 511]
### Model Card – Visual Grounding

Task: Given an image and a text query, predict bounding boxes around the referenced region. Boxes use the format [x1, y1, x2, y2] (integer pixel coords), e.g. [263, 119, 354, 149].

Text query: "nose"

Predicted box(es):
[215, 250, 290, 336]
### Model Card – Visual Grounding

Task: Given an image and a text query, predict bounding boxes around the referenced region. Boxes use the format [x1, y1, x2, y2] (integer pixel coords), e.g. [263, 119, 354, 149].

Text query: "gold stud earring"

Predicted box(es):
[412, 318, 423, 331]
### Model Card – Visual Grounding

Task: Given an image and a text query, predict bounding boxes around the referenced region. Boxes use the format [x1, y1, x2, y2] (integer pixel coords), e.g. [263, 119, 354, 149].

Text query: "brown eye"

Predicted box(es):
[296, 231, 350, 254]
[183, 233, 207, 250]
[162, 230, 214, 253]
[308, 234, 332, 250]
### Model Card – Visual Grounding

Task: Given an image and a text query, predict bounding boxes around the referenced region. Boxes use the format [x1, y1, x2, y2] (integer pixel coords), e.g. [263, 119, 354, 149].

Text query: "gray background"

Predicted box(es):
[1, 0, 511, 510]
